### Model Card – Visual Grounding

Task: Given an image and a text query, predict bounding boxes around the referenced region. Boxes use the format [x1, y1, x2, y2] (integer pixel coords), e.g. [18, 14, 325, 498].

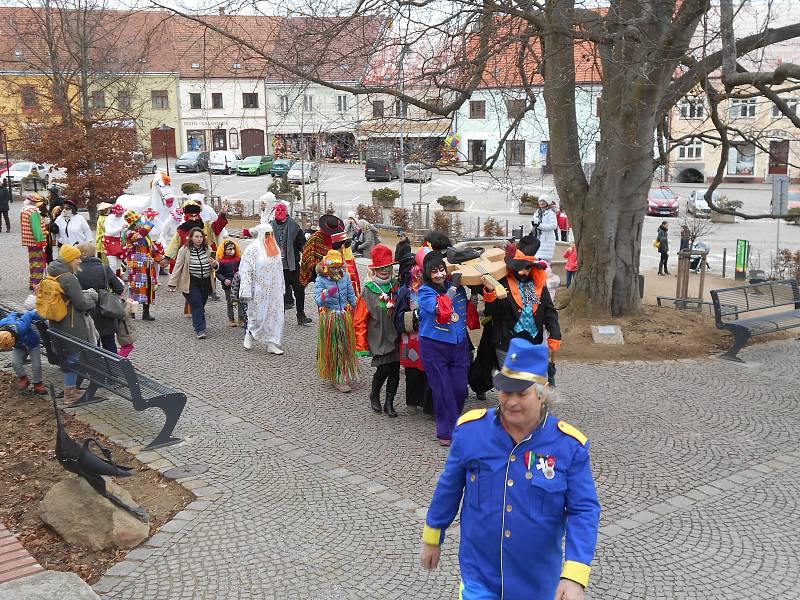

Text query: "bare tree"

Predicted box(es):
[145, 3, 800, 313]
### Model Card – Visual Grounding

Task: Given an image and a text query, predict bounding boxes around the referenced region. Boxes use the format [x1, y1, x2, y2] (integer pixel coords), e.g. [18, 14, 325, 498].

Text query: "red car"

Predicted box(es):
[647, 187, 680, 217]
[0, 160, 12, 176]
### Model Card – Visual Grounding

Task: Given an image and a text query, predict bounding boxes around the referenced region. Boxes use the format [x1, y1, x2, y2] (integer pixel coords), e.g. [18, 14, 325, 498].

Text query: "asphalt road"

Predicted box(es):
[125, 160, 800, 276]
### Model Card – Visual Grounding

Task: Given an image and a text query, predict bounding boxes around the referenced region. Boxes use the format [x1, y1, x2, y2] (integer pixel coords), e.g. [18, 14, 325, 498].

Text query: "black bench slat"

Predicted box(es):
[711, 280, 800, 362]
[42, 327, 185, 449]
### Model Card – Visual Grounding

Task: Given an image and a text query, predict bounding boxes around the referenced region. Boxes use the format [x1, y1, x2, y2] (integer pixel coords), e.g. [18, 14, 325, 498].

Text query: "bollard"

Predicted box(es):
[722, 248, 727, 278]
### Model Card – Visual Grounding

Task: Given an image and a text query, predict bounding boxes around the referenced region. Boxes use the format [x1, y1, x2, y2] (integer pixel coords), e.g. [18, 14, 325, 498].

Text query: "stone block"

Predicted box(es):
[590, 325, 625, 345]
[0, 571, 100, 600]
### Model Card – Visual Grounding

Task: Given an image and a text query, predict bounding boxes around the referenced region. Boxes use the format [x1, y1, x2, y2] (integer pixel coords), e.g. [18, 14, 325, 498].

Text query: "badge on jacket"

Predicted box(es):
[537, 455, 556, 480]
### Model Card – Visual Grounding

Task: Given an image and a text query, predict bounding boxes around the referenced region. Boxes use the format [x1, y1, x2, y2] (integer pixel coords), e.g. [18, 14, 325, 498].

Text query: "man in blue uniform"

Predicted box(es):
[420, 338, 601, 599]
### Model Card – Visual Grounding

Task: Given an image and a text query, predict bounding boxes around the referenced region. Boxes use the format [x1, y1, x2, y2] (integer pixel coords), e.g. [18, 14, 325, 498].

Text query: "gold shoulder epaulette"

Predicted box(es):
[457, 408, 487, 426]
[557, 420, 588, 446]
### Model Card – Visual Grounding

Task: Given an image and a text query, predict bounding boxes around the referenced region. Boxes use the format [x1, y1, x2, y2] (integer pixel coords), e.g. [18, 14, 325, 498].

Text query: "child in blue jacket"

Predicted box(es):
[314, 249, 359, 392]
[0, 307, 47, 395]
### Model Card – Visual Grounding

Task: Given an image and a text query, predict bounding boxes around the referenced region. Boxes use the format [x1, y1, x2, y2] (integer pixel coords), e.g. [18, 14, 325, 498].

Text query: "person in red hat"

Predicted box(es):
[353, 244, 401, 416]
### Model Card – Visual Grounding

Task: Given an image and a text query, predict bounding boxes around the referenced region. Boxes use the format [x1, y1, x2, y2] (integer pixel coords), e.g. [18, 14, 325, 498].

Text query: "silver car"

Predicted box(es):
[403, 162, 433, 182]
[175, 151, 210, 173]
[688, 189, 719, 217]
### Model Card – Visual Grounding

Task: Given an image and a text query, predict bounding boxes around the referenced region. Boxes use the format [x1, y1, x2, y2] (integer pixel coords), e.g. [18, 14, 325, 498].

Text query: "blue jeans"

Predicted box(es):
[63, 351, 80, 387]
[566, 270, 576, 288]
[12, 345, 42, 383]
[184, 278, 211, 333]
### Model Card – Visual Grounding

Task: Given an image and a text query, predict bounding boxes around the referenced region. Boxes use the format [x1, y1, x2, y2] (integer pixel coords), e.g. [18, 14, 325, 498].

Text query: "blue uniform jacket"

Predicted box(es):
[314, 273, 357, 312]
[418, 282, 468, 344]
[424, 408, 600, 600]
[0, 310, 42, 351]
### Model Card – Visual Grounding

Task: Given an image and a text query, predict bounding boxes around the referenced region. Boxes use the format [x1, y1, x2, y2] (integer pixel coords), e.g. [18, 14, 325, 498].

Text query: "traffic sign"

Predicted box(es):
[772, 175, 790, 215]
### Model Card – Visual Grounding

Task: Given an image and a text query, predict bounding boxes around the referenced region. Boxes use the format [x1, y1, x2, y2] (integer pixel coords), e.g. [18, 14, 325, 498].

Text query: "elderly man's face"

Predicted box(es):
[499, 385, 543, 429]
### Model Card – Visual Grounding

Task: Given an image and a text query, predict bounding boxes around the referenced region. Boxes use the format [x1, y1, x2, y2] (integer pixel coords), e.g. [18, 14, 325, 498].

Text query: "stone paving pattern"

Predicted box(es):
[1, 201, 799, 599]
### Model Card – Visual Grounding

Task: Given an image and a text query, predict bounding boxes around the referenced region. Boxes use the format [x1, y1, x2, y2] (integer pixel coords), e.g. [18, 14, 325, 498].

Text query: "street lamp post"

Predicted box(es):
[159, 124, 171, 176]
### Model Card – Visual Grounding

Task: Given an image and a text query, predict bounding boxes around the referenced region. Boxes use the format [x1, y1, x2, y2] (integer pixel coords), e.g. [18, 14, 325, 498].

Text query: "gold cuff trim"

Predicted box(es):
[500, 366, 547, 384]
[422, 524, 442, 546]
[561, 560, 591, 587]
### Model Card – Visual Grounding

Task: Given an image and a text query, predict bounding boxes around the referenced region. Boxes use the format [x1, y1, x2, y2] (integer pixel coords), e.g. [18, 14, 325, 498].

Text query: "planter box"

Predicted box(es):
[519, 204, 537, 215]
[440, 201, 465, 212]
[710, 210, 736, 223]
[373, 197, 397, 209]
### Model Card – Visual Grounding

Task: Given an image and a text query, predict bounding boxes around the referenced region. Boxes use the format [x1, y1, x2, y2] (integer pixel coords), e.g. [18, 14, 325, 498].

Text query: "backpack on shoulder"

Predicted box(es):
[36, 274, 69, 321]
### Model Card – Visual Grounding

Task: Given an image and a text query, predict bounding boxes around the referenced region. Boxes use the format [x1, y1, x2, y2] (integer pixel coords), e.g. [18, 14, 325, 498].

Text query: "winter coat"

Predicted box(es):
[116, 310, 137, 346]
[556, 210, 569, 231]
[0, 310, 41, 350]
[271, 217, 305, 271]
[314, 266, 357, 312]
[359, 224, 381, 259]
[353, 279, 400, 364]
[75, 257, 124, 337]
[532, 208, 558, 261]
[46, 258, 97, 341]
[215, 257, 241, 286]
[657, 226, 669, 254]
[52, 213, 93, 246]
[168, 244, 218, 294]
[0, 186, 10, 211]
[563, 246, 579, 272]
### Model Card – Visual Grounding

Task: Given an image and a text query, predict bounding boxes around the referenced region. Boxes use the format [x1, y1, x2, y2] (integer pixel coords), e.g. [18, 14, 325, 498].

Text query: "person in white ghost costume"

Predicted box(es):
[237, 223, 286, 355]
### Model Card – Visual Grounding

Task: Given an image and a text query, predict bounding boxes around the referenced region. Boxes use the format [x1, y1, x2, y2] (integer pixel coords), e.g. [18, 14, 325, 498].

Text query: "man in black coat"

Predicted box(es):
[0, 183, 10, 232]
[271, 202, 311, 325]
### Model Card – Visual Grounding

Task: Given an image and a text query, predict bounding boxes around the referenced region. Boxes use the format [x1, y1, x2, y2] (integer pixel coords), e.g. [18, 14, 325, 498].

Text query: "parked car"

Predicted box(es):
[237, 155, 274, 176]
[365, 157, 400, 181]
[287, 162, 318, 184]
[0, 160, 12, 176]
[208, 150, 242, 174]
[647, 187, 680, 217]
[138, 158, 158, 175]
[0, 161, 50, 187]
[270, 158, 295, 177]
[687, 189, 719, 218]
[787, 186, 800, 210]
[175, 151, 210, 173]
[403, 162, 432, 183]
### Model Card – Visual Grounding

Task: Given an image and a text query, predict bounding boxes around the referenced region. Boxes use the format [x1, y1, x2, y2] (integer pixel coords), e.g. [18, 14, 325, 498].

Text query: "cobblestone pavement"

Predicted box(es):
[1, 202, 799, 599]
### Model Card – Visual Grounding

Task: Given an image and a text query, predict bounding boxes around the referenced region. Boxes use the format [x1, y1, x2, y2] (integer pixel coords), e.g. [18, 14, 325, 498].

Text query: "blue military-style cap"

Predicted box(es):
[493, 337, 550, 392]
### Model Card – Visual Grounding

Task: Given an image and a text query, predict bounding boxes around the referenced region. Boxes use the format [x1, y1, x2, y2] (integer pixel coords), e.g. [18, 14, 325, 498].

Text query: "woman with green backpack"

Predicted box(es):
[40, 244, 97, 403]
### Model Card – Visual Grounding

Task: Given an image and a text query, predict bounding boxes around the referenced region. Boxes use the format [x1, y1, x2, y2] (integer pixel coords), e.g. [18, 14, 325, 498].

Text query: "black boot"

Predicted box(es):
[370, 394, 382, 413]
[370, 374, 383, 413]
[142, 304, 155, 321]
[384, 371, 399, 417]
[297, 312, 312, 326]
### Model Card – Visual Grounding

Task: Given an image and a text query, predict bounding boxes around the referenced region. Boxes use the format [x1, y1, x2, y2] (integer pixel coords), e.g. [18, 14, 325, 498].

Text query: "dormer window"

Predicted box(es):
[191, 63, 200, 69]
[232, 63, 241, 70]
[14, 48, 22, 58]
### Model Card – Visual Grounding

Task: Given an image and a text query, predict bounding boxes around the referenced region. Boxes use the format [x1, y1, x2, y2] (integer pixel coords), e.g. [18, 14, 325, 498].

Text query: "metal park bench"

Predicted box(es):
[40, 327, 186, 449]
[710, 280, 800, 362]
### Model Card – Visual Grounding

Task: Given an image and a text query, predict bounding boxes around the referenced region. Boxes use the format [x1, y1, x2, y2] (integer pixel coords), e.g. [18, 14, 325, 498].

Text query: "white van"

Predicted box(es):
[208, 150, 242, 174]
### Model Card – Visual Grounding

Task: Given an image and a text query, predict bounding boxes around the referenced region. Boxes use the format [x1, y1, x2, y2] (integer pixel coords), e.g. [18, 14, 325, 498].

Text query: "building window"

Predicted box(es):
[117, 91, 132, 110]
[186, 130, 206, 152]
[279, 95, 290, 112]
[729, 98, 756, 118]
[212, 129, 227, 151]
[506, 140, 525, 166]
[21, 86, 38, 108]
[189, 93, 202, 110]
[679, 97, 705, 119]
[151, 90, 168, 109]
[727, 142, 756, 176]
[469, 100, 486, 119]
[677, 139, 703, 160]
[91, 91, 106, 109]
[212, 93, 223, 109]
[506, 99, 526, 120]
[337, 94, 348, 112]
[303, 95, 313, 112]
[229, 128, 239, 150]
[372, 100, 384, 118]
[243, 93, 259, 109]
[772, 98, 799, 118]
[395, 100, 408, 117]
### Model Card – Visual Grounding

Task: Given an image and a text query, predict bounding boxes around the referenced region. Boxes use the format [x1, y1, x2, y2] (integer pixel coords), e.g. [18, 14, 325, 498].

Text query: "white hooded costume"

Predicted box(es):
[238, 223, 285, 348]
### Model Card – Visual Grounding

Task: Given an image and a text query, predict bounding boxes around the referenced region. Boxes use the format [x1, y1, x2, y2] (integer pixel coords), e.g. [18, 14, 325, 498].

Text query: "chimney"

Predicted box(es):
[218, 7, 225, 16]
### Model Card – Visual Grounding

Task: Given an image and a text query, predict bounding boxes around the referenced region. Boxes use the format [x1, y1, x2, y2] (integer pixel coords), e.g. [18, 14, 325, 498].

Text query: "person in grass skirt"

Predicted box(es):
[353, 244, 400, 417]
[314, 250, 359, 392]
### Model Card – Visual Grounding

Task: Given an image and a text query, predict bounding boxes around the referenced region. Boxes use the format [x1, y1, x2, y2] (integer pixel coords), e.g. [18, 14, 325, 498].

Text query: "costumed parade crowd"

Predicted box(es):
[2, 176, 599, 600]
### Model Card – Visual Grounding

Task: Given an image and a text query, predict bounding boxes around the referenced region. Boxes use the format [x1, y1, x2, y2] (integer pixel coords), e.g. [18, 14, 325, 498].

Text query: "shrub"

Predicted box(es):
[784, 207, 800, 225]
[519, 192, 539, 206]
[356, 203, 380, 223]
[372, 187, 400, 205]
[431, 211, 464, 241]
[716, 196, 743, 211]
[268, 175, 300, 200]
[483, 217, 506, 237]
[436, 195, 460, 208]
[391, 207, 410, 230]
[181, 182, 202, 195]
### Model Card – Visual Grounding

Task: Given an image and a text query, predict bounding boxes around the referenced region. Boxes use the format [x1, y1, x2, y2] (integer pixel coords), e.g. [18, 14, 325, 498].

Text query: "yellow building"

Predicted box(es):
[669, 81, 800, 184]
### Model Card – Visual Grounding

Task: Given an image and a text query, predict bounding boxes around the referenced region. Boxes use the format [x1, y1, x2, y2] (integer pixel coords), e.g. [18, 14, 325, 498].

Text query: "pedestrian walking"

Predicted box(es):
[679, 225, 690, 253]
[656, 221, 670, 275]
[216, 239, 245, 327]
[20, 195, 48, 289]
[168, 227, 218, 339]
[43, 244, 98, 404]
[314, 250, 359, 392]
[51, 199, 92, 247]
[556, 206, 569, 242]
[123, 210, 164, 321]
[564, 243, 579, 288]
[417, 249, 471, 445]
[238, 223, 286, 355]
[0, 305, 47, 395]
[531, 197, 558, 262]
[75, 242, 124, 352]
[354, 244, 401, 417]
[421, 337, 601, 600]
[271, 202, 312, 325]
[0, 183, 11, 232]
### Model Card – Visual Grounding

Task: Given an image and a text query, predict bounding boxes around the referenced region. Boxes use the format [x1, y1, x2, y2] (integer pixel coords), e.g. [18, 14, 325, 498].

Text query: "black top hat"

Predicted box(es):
[319, 214, 345, 235]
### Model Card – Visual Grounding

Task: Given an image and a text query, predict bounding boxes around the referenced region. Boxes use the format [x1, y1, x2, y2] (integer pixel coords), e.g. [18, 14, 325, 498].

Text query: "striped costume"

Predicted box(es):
[124, 220, 165, 304]
[20, 206, 47, 289]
